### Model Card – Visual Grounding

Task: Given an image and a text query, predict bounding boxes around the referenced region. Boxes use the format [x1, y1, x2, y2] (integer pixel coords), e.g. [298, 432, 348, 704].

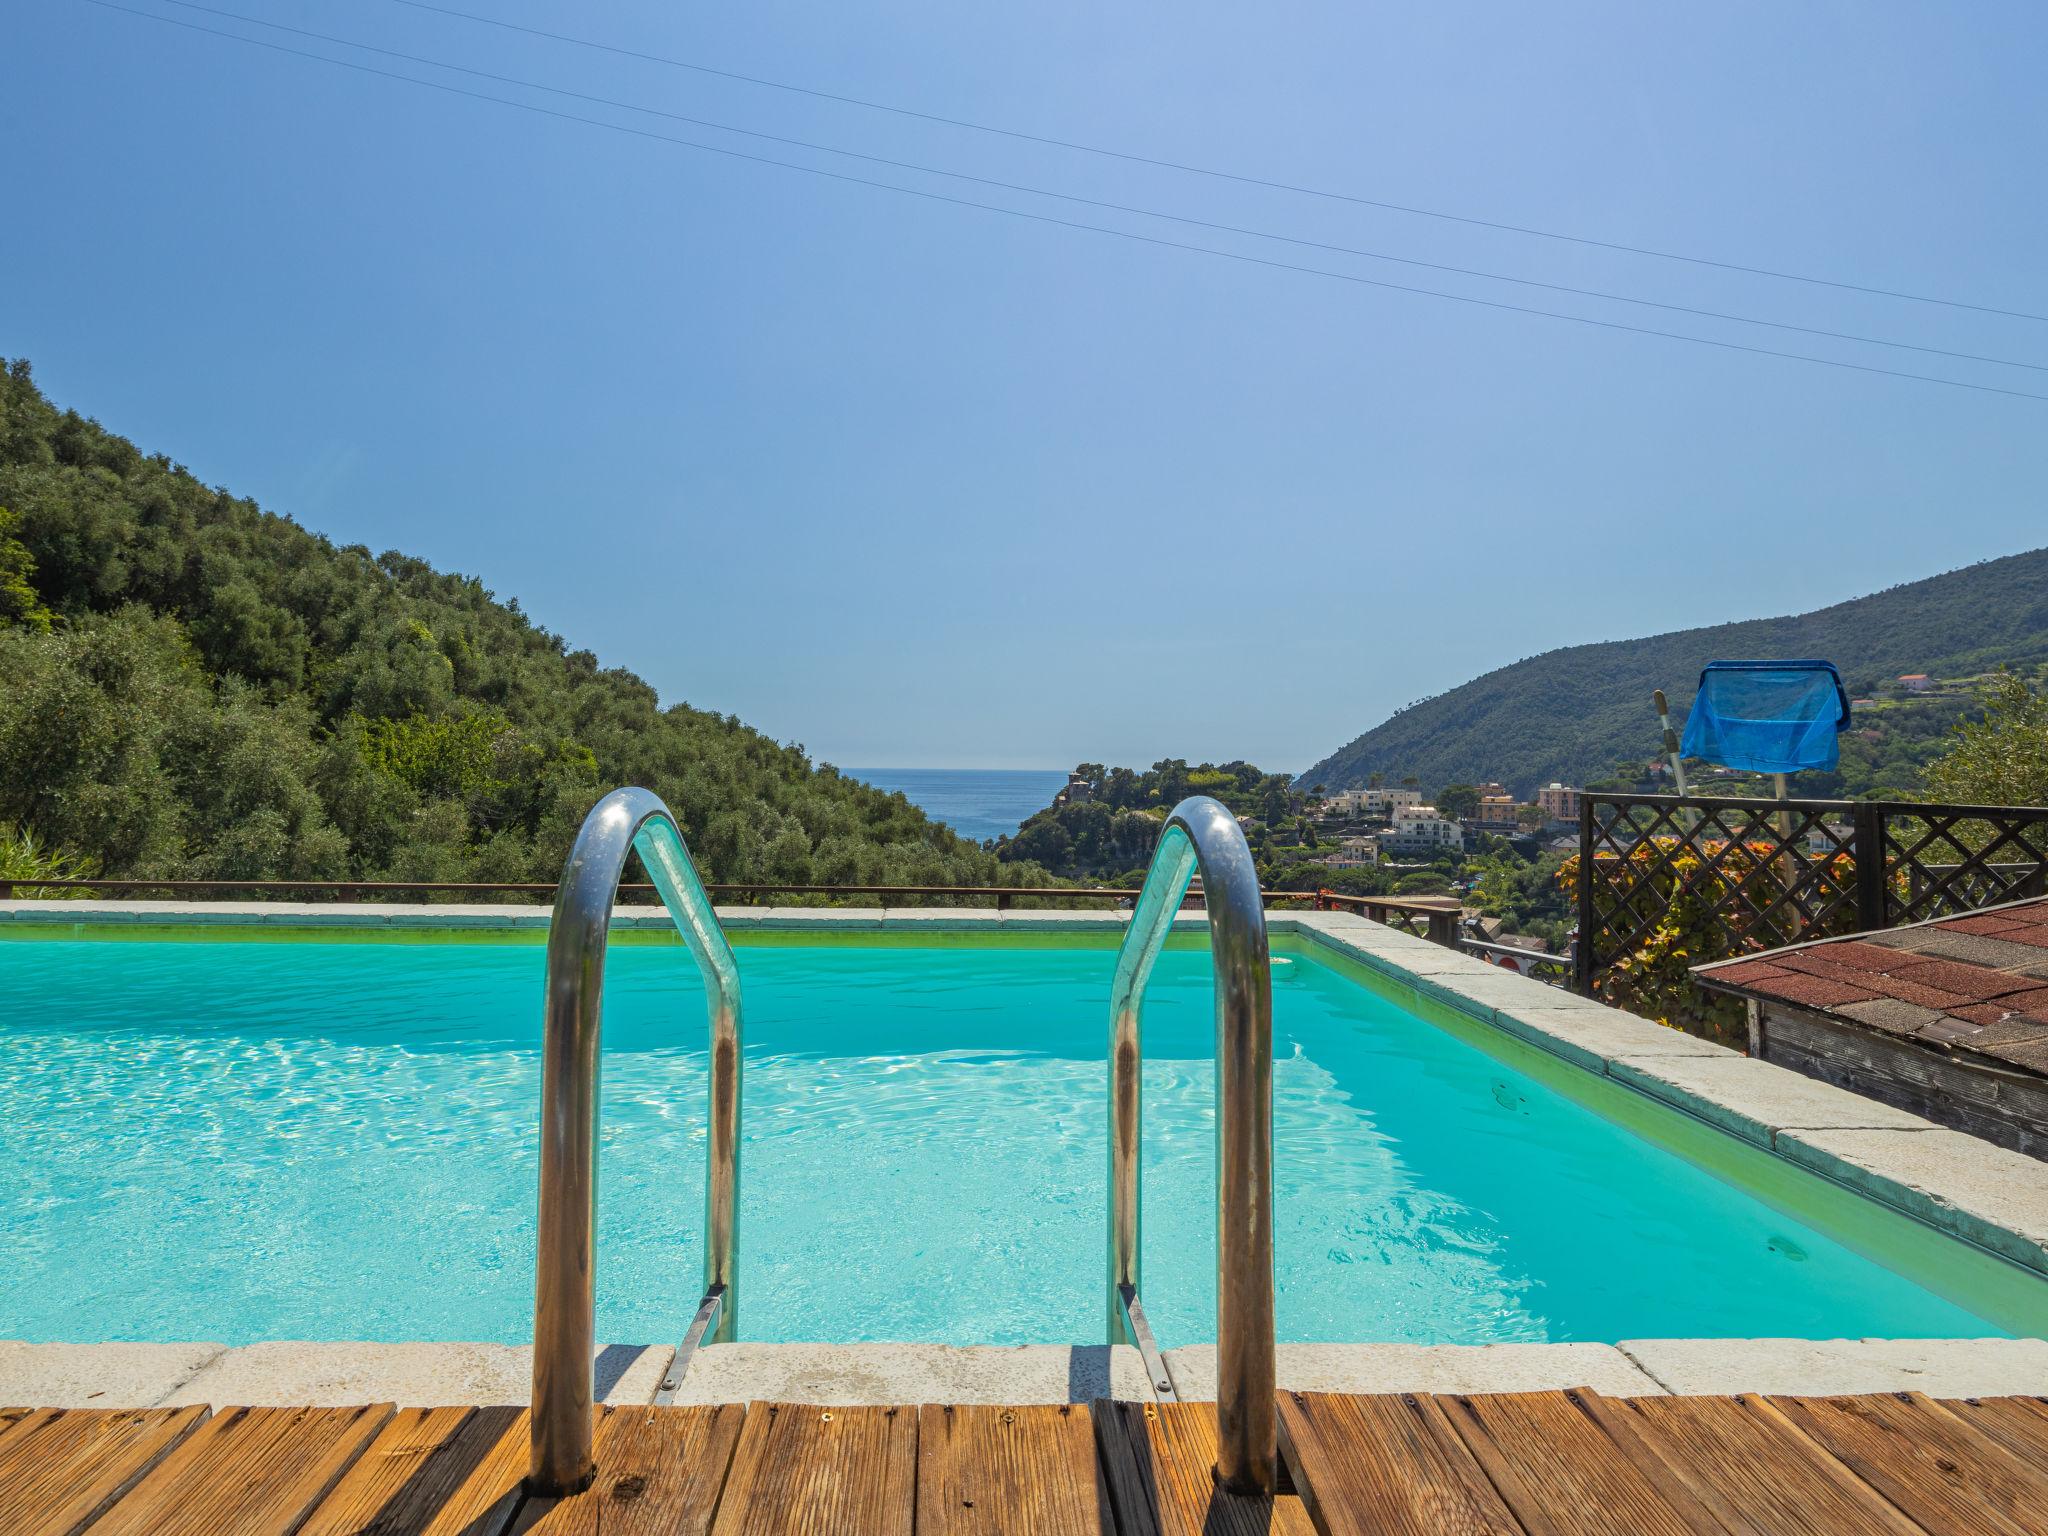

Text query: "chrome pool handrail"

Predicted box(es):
[1108, 794, 1276, 1494]
[529, 787, 742, 1495]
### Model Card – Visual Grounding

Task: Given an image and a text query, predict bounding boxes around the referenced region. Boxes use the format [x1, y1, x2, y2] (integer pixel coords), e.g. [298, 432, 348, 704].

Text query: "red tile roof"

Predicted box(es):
[1764, 975, 1881, 1009]
[1945, 913, 2039, 936]
[1694, 895, 2048, 1077]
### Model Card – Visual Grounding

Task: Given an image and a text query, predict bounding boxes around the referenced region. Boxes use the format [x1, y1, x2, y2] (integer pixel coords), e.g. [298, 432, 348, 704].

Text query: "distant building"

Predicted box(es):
[1536, 783, 1582, 822]
[1364, 787, 1424, 817]
[1472, 793, 1519, 833]
[1053, 771, 1093, 807]
[1473, 917, 1550, 954]
[1325, 833, 1379, 868]
[1897, 673, 1934, 694]
[1317, 787, 1423, 820]
[1807, 820, 1853, 857]
[1381, 805, 1464, 857]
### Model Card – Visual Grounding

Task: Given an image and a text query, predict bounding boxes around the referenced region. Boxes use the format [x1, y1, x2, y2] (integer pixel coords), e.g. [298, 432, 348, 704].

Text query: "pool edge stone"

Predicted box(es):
[17, 1337, 2048, 1405]
[0, 1341, 227, 1408]
[657, 1343, 1153, 1406]
[1483, 1003, 1734, 1076]
[151, 1341, 674, 1409]
[1289, 923, 1734, 1077]
[730, 908, 887, 931]
[1773, 1126, 2048, 1277]
[1160, 1342, 1666, 1399]
[1614, 1335, 2048, 1396]
[1605, 1053, 1934, 1150]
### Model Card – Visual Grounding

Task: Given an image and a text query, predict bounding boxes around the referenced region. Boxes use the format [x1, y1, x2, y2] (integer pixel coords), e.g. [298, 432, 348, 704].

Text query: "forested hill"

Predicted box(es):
[1300, 547, 2048, 797]
[0, 359, 1037, 889]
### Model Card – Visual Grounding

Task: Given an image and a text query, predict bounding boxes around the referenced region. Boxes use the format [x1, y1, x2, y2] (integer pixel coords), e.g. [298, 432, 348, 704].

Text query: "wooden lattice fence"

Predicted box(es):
[1573, 794, 2048, 999]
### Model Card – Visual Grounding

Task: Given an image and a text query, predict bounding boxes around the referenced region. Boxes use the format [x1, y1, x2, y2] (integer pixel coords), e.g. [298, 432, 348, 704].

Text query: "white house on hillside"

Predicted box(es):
[1322, 787, 1426, 819]
[1380, 805, 1464, 857]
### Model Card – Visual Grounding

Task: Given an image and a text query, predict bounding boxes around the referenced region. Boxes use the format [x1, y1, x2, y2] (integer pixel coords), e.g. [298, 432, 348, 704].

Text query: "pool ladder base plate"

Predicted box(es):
[1117, 1283, 1178, 1401]
[653, 1283, 726, 1405]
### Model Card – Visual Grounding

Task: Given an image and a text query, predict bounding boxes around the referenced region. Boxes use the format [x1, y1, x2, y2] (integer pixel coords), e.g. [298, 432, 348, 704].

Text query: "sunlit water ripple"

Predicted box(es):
[0, 939, 1996, 1345]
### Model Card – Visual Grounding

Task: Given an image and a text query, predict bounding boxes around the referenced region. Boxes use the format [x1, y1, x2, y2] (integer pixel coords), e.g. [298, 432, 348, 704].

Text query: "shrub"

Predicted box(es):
[0, 824, 96, 898]
[1559, 837, 1859, 1045]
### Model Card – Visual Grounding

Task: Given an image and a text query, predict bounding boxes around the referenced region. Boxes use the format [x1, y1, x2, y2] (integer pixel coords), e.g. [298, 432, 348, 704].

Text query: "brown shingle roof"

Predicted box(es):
[1694, 895, 2048, 1077]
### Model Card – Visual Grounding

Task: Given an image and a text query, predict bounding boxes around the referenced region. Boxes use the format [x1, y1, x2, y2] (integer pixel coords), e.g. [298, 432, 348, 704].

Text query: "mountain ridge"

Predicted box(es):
[1299, 548, 2048, 796]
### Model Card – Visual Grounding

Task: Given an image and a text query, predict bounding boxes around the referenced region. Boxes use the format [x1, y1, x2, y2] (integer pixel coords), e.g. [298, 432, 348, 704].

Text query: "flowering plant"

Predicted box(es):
[1559, 835, 1860, 1045]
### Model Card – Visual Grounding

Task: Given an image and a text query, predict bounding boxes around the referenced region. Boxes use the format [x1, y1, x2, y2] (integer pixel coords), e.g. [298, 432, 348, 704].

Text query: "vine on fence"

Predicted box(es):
[1560, 838, 1862, 1046]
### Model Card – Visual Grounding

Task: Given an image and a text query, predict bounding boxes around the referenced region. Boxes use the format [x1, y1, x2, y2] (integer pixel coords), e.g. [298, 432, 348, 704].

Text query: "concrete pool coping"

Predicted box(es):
[5, 1337, 2046, 1408]
[7, 899, 2047, 1401]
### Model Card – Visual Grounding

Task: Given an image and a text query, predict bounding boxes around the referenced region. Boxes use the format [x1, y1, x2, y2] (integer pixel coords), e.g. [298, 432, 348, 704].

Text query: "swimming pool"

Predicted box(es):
[2, 924, 2040, 1347]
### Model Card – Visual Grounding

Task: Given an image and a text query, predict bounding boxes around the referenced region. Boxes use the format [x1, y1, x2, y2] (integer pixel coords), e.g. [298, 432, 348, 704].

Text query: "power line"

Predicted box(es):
[134, 0, 2048, 376]
[381, 0, 2048, 325]
[74, 0, 2048, 404]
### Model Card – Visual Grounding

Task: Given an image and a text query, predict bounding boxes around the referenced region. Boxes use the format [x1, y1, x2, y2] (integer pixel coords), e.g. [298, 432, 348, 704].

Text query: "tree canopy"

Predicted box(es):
[996, 759, 1300, 880]
[0, 359, 1051, 893]
[1925, 670, 2048, 808]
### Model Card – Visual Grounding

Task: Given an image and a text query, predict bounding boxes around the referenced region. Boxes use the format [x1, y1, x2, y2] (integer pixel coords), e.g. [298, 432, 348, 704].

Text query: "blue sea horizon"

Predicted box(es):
[848, 767, 1067, 843]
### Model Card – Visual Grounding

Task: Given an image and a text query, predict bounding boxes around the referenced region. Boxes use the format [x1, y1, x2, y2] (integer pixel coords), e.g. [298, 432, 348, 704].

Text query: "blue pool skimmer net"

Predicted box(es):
[1679, 659, 1852, 775]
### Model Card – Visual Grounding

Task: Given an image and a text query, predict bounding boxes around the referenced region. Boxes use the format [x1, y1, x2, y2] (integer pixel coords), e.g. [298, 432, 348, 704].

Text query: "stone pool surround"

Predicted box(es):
[4, 899, 2045, 1405]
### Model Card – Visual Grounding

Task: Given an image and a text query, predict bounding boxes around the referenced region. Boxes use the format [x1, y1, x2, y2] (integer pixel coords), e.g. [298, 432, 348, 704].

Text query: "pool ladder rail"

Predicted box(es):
[1109, 794, 1278, 1495]
[528, 787, 742, 1497]
[527, 786, 1277, 1498]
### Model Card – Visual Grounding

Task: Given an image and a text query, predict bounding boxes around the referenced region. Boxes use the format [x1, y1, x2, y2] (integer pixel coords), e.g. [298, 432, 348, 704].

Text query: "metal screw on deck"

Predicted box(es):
[1108, 794, 1277, 1494]
[529, 788, 742, 1495]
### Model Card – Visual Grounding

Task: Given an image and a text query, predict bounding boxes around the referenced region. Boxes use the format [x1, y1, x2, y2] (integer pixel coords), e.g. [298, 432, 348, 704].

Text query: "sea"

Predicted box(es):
[849, 768, 1067, 844]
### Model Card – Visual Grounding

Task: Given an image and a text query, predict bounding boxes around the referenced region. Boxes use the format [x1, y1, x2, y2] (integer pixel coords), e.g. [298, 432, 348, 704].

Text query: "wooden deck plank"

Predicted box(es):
[411, 1408, 532, 1536]
[1091, 1402, 1160, 1536]
[513, 1405, 744, 1536]
[1776, 1392, 2048, 1536]
[707, 1402, 914, 1536]
[1276, 1391, 1524, 1536]
[1437, 1392, 1724, 1536]
[299, 1404, 528, 1536]
[0, 1406, 209, 1536]
[0, 1407, 37, 1443]
[1945, 1396, 2048, 1466]
[1095, 1400, 1315, 1536]
[295, 1407, 474, 1536]
[87, 1403, 393, 1536]
[0, 1388, 2035, 1535]
[916, 1404, 1112, 1536]
[1600, 1392, 1923, 1536]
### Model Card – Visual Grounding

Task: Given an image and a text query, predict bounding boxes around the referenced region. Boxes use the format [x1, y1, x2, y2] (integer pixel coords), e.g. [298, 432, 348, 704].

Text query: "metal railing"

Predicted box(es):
[1315, 889, 1463, 944]
[1108, 795, 1276, 1495]
[0, 877, 1460, 933]
[0, 877, 1131, 906]
[529, 788, 743, 1495]
[1461, 936, 1572, 986]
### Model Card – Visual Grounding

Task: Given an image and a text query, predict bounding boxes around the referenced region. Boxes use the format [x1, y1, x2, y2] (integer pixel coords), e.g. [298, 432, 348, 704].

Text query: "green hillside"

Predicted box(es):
[0, 359, 1045, 891]
[1300, 549, 2048, 798]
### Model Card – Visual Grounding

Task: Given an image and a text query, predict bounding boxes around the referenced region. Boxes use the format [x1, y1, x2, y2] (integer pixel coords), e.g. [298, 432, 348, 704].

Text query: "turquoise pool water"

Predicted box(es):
[0, 934, 2024, 1345]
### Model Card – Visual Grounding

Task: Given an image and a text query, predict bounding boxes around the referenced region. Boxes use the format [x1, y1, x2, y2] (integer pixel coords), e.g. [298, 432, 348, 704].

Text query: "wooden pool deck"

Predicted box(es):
[3, 1388, 2045, 1534]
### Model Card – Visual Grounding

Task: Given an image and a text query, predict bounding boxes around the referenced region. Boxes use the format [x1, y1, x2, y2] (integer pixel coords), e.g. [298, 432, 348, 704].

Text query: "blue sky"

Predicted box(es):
[8, 2, 2045, 771]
